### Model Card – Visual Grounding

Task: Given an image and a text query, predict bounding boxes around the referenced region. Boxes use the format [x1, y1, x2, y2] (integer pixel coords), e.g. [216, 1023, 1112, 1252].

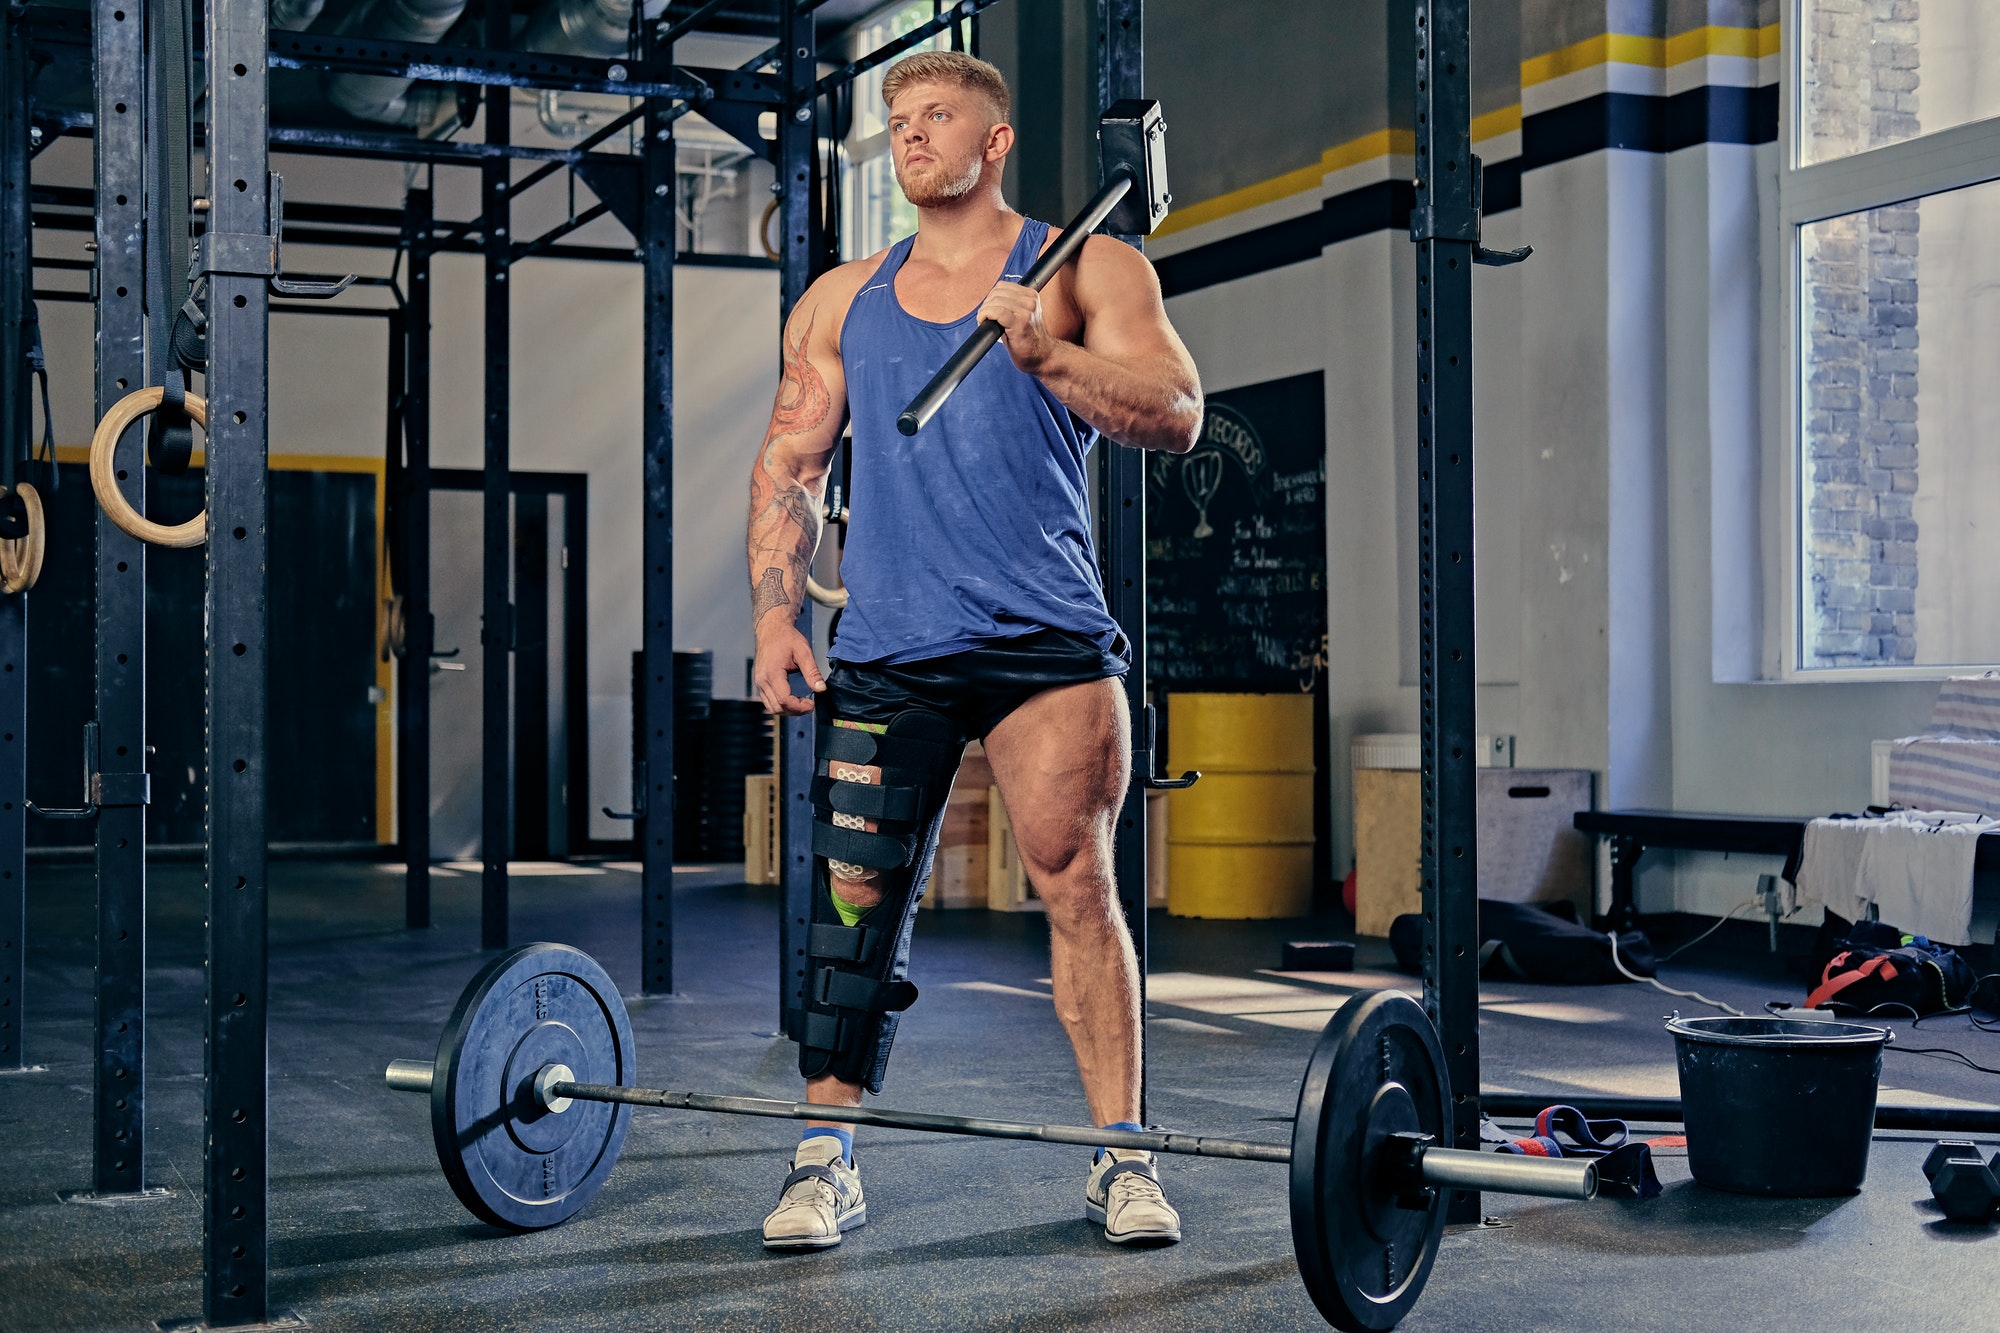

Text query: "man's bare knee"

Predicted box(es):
[828, 860, 884, 910]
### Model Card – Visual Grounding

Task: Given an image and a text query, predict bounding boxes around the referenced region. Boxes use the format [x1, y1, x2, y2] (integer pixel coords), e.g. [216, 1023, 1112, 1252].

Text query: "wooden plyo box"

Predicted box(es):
[924, 743, 996, 909]
[1354, 767, 1596, 936]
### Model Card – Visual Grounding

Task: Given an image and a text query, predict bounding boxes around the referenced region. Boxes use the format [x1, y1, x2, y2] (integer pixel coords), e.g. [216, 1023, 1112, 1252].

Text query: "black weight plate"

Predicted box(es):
[1291, 990, 1450, 1332]
[430, 943, 636, 1230]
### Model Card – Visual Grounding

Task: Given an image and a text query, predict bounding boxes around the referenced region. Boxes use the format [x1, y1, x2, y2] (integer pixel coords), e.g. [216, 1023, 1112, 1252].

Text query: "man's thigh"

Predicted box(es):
[983, 676, 1130, 875]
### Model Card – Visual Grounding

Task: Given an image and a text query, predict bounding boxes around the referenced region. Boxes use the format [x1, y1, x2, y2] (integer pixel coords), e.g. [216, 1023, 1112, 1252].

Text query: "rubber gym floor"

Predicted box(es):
[4, 861, 1996, 1332]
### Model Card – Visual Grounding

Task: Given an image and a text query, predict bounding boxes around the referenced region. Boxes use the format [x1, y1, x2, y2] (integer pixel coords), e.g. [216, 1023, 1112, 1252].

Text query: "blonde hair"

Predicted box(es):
[880, 50, 1011, 127]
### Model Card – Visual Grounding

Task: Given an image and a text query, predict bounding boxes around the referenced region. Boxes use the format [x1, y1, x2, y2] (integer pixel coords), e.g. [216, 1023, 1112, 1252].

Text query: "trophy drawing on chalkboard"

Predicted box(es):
[1181, 449, 1224, 539]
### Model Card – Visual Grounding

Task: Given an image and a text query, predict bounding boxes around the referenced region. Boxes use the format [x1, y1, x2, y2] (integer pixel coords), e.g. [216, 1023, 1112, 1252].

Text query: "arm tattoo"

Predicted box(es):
[750, 566, 792, 625]
[747, 308, 834, 628]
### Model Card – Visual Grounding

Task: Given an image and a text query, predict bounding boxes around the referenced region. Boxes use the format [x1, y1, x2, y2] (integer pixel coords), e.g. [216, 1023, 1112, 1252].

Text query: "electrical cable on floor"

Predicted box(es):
[1654, 897, 1758, 964]
[1886, 1045, 2000, 1077]
[1605, 930, 1746, 1016]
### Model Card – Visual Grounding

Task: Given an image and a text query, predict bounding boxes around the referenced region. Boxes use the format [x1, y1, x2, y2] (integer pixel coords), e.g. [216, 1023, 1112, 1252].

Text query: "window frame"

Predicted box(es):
[1777, 2, 2000, 680]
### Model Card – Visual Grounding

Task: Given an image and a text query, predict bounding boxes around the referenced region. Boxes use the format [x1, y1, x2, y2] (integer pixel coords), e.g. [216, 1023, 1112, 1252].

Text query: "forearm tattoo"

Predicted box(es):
[747, 310, 832, 628]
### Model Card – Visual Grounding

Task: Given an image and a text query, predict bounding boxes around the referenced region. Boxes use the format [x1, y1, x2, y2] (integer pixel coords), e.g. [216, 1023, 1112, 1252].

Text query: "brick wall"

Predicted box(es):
[1802, 0, 1921, 666]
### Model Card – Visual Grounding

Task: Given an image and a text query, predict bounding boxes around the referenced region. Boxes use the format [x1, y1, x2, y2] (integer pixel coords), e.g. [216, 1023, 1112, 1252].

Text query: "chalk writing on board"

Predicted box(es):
[1145, 372, 1326, 693]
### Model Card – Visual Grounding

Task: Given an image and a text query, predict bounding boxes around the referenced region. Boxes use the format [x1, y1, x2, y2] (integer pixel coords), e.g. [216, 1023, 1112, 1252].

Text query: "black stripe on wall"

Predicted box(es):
[1156, 83, 1777, 300]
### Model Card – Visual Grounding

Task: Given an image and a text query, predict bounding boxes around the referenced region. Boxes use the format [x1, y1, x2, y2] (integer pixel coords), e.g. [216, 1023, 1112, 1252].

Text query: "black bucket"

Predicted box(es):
[1667, 1014, 1890, 1197]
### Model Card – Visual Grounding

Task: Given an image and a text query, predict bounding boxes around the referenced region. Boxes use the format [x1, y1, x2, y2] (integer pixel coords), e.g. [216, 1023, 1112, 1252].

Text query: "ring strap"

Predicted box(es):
[812, 821, 914, 870]
[811, 774, 923, 823]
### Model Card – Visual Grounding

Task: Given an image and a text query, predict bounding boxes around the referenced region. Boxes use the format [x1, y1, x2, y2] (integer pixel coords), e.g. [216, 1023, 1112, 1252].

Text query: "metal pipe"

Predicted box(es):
[1480, 1092, 2000, 1135]
[520, 0, 668, 59]
[324, 0, 470, 129]
[560, 1082, 1295, 1162]
[385, 1059, 434, 1093]
[1418, 1147, 1597, 1200]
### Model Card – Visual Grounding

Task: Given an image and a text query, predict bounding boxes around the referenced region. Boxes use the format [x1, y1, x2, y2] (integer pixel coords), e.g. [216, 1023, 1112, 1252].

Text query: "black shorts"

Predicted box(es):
[825, 626, 1130, 742]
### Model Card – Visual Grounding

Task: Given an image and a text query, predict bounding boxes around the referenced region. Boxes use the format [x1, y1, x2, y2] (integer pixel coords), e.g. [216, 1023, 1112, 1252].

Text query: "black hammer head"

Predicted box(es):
[1098, 99, 1170, 236]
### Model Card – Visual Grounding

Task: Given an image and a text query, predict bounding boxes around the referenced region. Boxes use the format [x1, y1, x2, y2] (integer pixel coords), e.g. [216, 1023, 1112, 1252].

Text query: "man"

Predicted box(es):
[745, 49, 1202, 1252]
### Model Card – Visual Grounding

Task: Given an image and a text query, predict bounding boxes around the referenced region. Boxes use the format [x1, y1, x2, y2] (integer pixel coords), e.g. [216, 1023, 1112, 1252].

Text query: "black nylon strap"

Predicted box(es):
[815, 968, 918, 1013]
[817, 723, 958, 771]
[811, 773, 922, 823]
[813, 820, 913, 869]
[807, 921, 880, 963]
[1101, 1159, 1159, 1189]
[786, 1009, 845, 1051]
[779, 1164, 840, 1197]
[817, 724, 879, 765]
[149, 369, 194, 475]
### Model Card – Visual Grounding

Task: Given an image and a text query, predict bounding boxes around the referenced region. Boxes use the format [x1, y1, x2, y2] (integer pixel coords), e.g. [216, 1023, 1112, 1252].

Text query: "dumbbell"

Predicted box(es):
[1922, 1140, 2000, 1224]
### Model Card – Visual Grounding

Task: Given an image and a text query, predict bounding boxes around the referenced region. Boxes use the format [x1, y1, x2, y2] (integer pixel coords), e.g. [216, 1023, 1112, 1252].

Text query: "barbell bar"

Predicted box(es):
[383, 1055, 1595, 1200]
[386, 942, 1599, 1331]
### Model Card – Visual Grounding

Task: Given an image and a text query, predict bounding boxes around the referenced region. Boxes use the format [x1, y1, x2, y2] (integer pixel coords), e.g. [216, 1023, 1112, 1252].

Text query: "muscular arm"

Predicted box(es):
[747, 303, 842, 632]
[978, 235, 1203, 453]
[747, 291, 847, 713]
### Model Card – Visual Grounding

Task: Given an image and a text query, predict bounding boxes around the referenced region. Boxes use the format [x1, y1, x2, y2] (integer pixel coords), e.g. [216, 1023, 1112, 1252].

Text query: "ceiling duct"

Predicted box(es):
[323, 0, 468, 128]
[518, 0, 669, 59]
[271, 0, 327, 30]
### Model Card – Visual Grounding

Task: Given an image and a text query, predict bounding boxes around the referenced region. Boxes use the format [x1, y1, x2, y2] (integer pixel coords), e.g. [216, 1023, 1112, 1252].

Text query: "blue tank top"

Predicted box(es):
[832, 218, 1122, 666]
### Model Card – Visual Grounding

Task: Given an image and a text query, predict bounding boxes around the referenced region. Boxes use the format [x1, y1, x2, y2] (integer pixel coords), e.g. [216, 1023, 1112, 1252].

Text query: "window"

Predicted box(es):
[839, 1, 964, 260]
[1786, 1, 2000, 672]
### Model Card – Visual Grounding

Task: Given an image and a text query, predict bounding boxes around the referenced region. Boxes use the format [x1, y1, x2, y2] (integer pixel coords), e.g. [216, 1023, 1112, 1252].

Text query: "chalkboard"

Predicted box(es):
[1146, 370, 1326, 692]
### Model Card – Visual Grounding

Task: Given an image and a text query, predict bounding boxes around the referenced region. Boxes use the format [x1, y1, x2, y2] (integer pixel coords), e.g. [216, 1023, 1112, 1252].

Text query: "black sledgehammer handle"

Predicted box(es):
[895, 170, 1135, 436]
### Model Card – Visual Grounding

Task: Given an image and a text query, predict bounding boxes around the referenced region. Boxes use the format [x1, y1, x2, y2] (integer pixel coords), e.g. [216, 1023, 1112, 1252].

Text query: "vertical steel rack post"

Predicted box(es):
[201, 0, 276, 1315]
[89, 0, 154, 1195]
[1093, 0, 1149, 1117]
[0, 0, 32, 1080]
[775, 0, 819, 1031]
[639, 20, 679, 997]
[480, 0, 515, 949]
[399, 189, 435, 928]
[1412, 0, 1484, 1223]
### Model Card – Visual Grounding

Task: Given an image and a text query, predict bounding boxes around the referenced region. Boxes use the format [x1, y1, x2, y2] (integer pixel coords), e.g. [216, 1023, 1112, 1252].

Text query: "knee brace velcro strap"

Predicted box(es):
[807, 921, 883, 963]
[811, 773, 923, 823]
[815, 969, 918, 1013]
[813, 820, 915, 870]
[817, 723, 959, 773]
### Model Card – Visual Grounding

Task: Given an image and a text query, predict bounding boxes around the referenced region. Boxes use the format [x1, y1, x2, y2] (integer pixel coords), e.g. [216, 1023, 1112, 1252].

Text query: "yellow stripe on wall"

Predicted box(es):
[1522, 23, 1780, 87]
[1153, 20, 1778, 242]
[1153, 128, 1419, 239]
[44, 445, 395, 844]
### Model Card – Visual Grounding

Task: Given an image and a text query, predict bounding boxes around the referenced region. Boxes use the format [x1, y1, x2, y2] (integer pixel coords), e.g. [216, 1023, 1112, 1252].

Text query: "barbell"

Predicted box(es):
[387, 942, 1598, 1331]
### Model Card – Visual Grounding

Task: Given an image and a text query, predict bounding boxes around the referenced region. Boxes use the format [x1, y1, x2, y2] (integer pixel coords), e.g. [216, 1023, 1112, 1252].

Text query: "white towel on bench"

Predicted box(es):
[1793, 809, 1995, 945]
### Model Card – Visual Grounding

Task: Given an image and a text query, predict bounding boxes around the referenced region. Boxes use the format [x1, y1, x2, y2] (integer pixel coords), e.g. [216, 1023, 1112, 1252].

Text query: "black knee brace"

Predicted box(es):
[788, 707, 963, 1092]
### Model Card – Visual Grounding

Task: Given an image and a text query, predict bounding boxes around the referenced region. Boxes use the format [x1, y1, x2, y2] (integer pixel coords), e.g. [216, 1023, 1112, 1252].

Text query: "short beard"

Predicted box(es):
[895, 150, 985, 209]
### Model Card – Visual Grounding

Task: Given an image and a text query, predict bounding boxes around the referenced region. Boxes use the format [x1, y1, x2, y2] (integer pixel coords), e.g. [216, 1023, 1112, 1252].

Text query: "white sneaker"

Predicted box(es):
[762, 1135, 866, 1251]
[1085, 1148, 1182, 1245]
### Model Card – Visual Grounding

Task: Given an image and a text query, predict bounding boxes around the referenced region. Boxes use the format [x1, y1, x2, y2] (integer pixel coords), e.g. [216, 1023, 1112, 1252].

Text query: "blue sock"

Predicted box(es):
[802, 1126, 853, 1164]
[1096, 1121, 1144, 1162]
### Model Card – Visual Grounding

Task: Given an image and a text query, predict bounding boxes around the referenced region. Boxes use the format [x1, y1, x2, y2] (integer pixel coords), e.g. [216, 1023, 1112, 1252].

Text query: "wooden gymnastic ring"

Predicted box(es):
[89, 385, 208, 548]
[383, 595, 406, 662]
[760, 198, 782, 261]
[804, 576, 848, 609]
[0, 483, 46, 594]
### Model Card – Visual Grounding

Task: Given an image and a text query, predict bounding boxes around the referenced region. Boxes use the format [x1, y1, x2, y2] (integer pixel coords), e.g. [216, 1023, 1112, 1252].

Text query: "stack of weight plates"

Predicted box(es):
[671, 650, 712, 861]
[702, 699, 772, 861]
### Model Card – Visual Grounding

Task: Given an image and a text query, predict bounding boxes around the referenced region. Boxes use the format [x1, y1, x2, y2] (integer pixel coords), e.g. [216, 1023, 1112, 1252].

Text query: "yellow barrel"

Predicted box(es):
[1166, 693, 1316, 918]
